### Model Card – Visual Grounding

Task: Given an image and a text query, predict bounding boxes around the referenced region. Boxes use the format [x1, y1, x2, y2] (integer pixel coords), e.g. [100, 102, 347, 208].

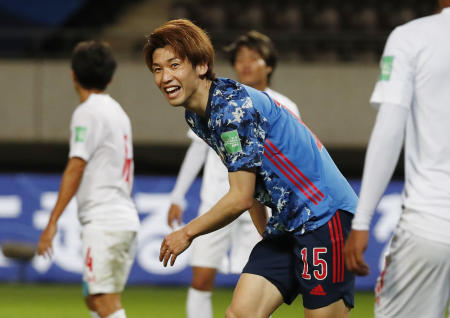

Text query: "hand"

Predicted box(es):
[167, 204, 183, 229]
[344, 230, 370, 276]
[37, 222, 57, 259]
[159, 228, 191, 267]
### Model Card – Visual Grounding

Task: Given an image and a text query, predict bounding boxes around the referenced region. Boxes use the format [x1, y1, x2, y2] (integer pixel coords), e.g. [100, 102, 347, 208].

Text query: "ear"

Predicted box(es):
[71, 70, 78, 83]
[196, 63, 208, 77]
[266, 65, 273, 76]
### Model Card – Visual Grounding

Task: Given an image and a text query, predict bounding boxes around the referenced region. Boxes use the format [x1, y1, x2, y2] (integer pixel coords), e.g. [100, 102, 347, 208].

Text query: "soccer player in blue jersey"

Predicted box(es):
[144, 19, 357, 318]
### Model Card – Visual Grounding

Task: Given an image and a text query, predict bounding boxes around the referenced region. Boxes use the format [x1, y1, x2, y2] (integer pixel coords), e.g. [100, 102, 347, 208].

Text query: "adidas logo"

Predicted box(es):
[310, 284, 327, 296]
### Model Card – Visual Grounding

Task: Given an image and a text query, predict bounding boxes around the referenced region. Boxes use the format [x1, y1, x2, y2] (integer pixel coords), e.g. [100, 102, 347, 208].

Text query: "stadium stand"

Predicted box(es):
[0, 0, 428, 176]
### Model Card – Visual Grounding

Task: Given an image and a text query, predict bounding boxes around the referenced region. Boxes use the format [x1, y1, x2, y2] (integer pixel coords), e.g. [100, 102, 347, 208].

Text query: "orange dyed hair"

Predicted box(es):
[143, 19, 215, 80]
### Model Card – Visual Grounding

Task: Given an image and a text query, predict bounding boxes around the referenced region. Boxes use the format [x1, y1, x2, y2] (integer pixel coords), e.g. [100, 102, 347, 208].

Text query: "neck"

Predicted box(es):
[77, 87, 104, 103]
[440, 0, 450, 9]
[184, 79, 212, 117]
[250, 79, 268, 92]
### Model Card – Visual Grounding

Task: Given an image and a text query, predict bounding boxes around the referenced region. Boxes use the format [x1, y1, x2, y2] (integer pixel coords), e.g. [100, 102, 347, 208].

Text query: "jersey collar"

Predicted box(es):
[205, 78, 218, 121]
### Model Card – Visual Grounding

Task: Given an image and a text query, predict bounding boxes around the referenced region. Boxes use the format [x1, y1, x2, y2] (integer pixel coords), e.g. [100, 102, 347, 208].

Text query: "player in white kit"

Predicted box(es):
[38, 41, 140, 318]
[167, 31, 300, 318]
[344, 1, 450, 317]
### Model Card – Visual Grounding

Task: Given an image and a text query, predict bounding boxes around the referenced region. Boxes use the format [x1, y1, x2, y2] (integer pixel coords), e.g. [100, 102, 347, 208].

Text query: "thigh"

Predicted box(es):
[189, 223, 232, 269]
[375, 227, 450, 318]
[82, 227, 137, 296]
[304, 299, 350, 318]
[229, 213, 262, 273]
[228, 273, 284, 318]
[294, 210, 355, 310]
[242, 235, 300, 305]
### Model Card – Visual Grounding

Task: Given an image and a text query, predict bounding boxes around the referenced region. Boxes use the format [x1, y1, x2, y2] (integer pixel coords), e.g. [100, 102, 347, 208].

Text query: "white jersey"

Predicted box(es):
[69, 93, 139, 231]
[370, 8, 450, 243]
[188, 88, 300, 204]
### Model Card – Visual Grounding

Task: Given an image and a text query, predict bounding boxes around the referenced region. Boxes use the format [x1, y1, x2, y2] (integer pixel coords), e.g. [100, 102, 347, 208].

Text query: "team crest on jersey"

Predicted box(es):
[380, 56, 394, 81]
[221, 130, 242, 154]
[75, 126, 87, 142]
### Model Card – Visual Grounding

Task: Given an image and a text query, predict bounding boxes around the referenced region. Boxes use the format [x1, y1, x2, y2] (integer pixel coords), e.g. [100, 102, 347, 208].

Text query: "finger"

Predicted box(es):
[41, 248, 49, 259]
[163, 250, 171, 267]
[38, 243, 48, 257]
[170, 254, 177, 266]
[345, 249, 358, 273]
[159, 240, 167, 261]
[356, 260, 370, 276]
[176, 215, 182, 227]
[349, 254, 368, 276]
[168, 215, 174, 229]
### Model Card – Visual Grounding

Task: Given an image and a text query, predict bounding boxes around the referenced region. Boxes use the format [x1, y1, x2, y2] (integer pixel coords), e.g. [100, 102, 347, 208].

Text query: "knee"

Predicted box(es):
[191, 275, 215, 291]
[84, 295, 96, 311]
[225, 304, 248, 318]
[225, 306, 239, 318]
[90, 294, 121, 317]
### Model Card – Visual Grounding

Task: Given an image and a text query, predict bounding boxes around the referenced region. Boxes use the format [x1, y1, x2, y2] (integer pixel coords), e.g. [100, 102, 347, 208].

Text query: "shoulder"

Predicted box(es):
[72, 95, 113, 122]
[211, 78, 255, 120]
[388, 13, 439, 46]
[212, 78, 251, 105]
[72, 102, 94, 120]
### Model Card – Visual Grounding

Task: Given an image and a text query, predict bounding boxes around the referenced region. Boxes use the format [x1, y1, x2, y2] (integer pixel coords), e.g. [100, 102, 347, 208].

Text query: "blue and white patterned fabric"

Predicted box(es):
[186, 78, 357, 237]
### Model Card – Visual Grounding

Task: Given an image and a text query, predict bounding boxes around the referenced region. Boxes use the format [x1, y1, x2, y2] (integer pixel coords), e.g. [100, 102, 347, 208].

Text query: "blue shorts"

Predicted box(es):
[242, 210, 354, 309]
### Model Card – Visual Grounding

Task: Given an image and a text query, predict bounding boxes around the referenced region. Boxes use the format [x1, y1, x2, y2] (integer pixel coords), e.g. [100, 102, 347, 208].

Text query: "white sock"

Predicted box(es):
[106, 309, 126, 318]
[187, 287, 213, 318]
[90, 311, 101, 318]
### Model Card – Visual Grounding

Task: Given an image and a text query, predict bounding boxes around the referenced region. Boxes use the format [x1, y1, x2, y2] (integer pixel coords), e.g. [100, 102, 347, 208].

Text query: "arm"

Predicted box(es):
[37, 157, 86, 258]
[168, 138, 209, 228]
[160, 170, 256, 266]
[249, 199, 268, 236]
[344, 103, 408, 275]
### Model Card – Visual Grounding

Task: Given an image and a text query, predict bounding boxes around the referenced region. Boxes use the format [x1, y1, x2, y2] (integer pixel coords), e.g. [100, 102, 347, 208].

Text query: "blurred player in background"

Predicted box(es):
[38, 41, 140, 318]
[145, 19, 357, 318]
[344, 1, 450, 317]
[167, 30, 299, 318]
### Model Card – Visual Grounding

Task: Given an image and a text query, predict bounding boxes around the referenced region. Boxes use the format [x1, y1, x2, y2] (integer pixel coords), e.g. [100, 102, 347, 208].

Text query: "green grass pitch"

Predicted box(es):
[0, 283, 375, 317]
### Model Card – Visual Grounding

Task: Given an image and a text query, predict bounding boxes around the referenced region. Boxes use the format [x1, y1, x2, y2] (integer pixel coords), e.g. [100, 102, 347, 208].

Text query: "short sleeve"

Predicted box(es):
[217, 99, 267, 172]
[370, 26, 416, 110]
[69, 108, 101, 161]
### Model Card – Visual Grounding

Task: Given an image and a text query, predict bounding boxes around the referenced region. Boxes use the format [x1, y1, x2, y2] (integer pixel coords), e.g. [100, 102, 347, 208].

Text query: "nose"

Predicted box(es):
[161, 68, 173, 83]
[237, 60, 251, 71]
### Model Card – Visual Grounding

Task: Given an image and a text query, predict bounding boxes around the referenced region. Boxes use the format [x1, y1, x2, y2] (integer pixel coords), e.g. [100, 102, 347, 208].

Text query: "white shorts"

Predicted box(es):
[81, 225, 137, 296]
[375, 226, 450, 318]
[189, 201, 262, 274]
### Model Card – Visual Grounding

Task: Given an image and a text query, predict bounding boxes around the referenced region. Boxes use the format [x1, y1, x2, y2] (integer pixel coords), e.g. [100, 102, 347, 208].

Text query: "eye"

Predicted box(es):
[153, 66, 162, 73]
[171, 63, 180, 69]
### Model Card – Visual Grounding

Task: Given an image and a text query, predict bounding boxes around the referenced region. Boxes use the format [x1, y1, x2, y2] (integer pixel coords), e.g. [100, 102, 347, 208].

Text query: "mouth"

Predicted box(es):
[164, 86, 181, 99]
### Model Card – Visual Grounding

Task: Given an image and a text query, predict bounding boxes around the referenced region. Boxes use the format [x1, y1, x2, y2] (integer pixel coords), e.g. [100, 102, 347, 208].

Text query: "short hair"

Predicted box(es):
[226, 31, 277, 83]
[71, 41, 116, 90]
[143, 19, 215, 81]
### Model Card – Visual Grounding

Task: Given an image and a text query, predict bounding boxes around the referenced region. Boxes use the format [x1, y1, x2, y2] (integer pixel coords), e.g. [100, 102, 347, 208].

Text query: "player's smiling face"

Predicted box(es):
[234, 46, 272, 90]
[152, 45, 206, 108]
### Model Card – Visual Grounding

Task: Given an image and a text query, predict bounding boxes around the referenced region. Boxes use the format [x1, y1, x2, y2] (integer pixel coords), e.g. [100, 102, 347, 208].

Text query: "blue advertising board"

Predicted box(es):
[0, 173, 404, 290]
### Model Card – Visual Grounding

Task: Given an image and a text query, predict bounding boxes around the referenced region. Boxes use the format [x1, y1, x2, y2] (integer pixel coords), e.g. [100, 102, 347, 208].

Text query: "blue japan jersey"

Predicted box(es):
[186, 78, 357, 237]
